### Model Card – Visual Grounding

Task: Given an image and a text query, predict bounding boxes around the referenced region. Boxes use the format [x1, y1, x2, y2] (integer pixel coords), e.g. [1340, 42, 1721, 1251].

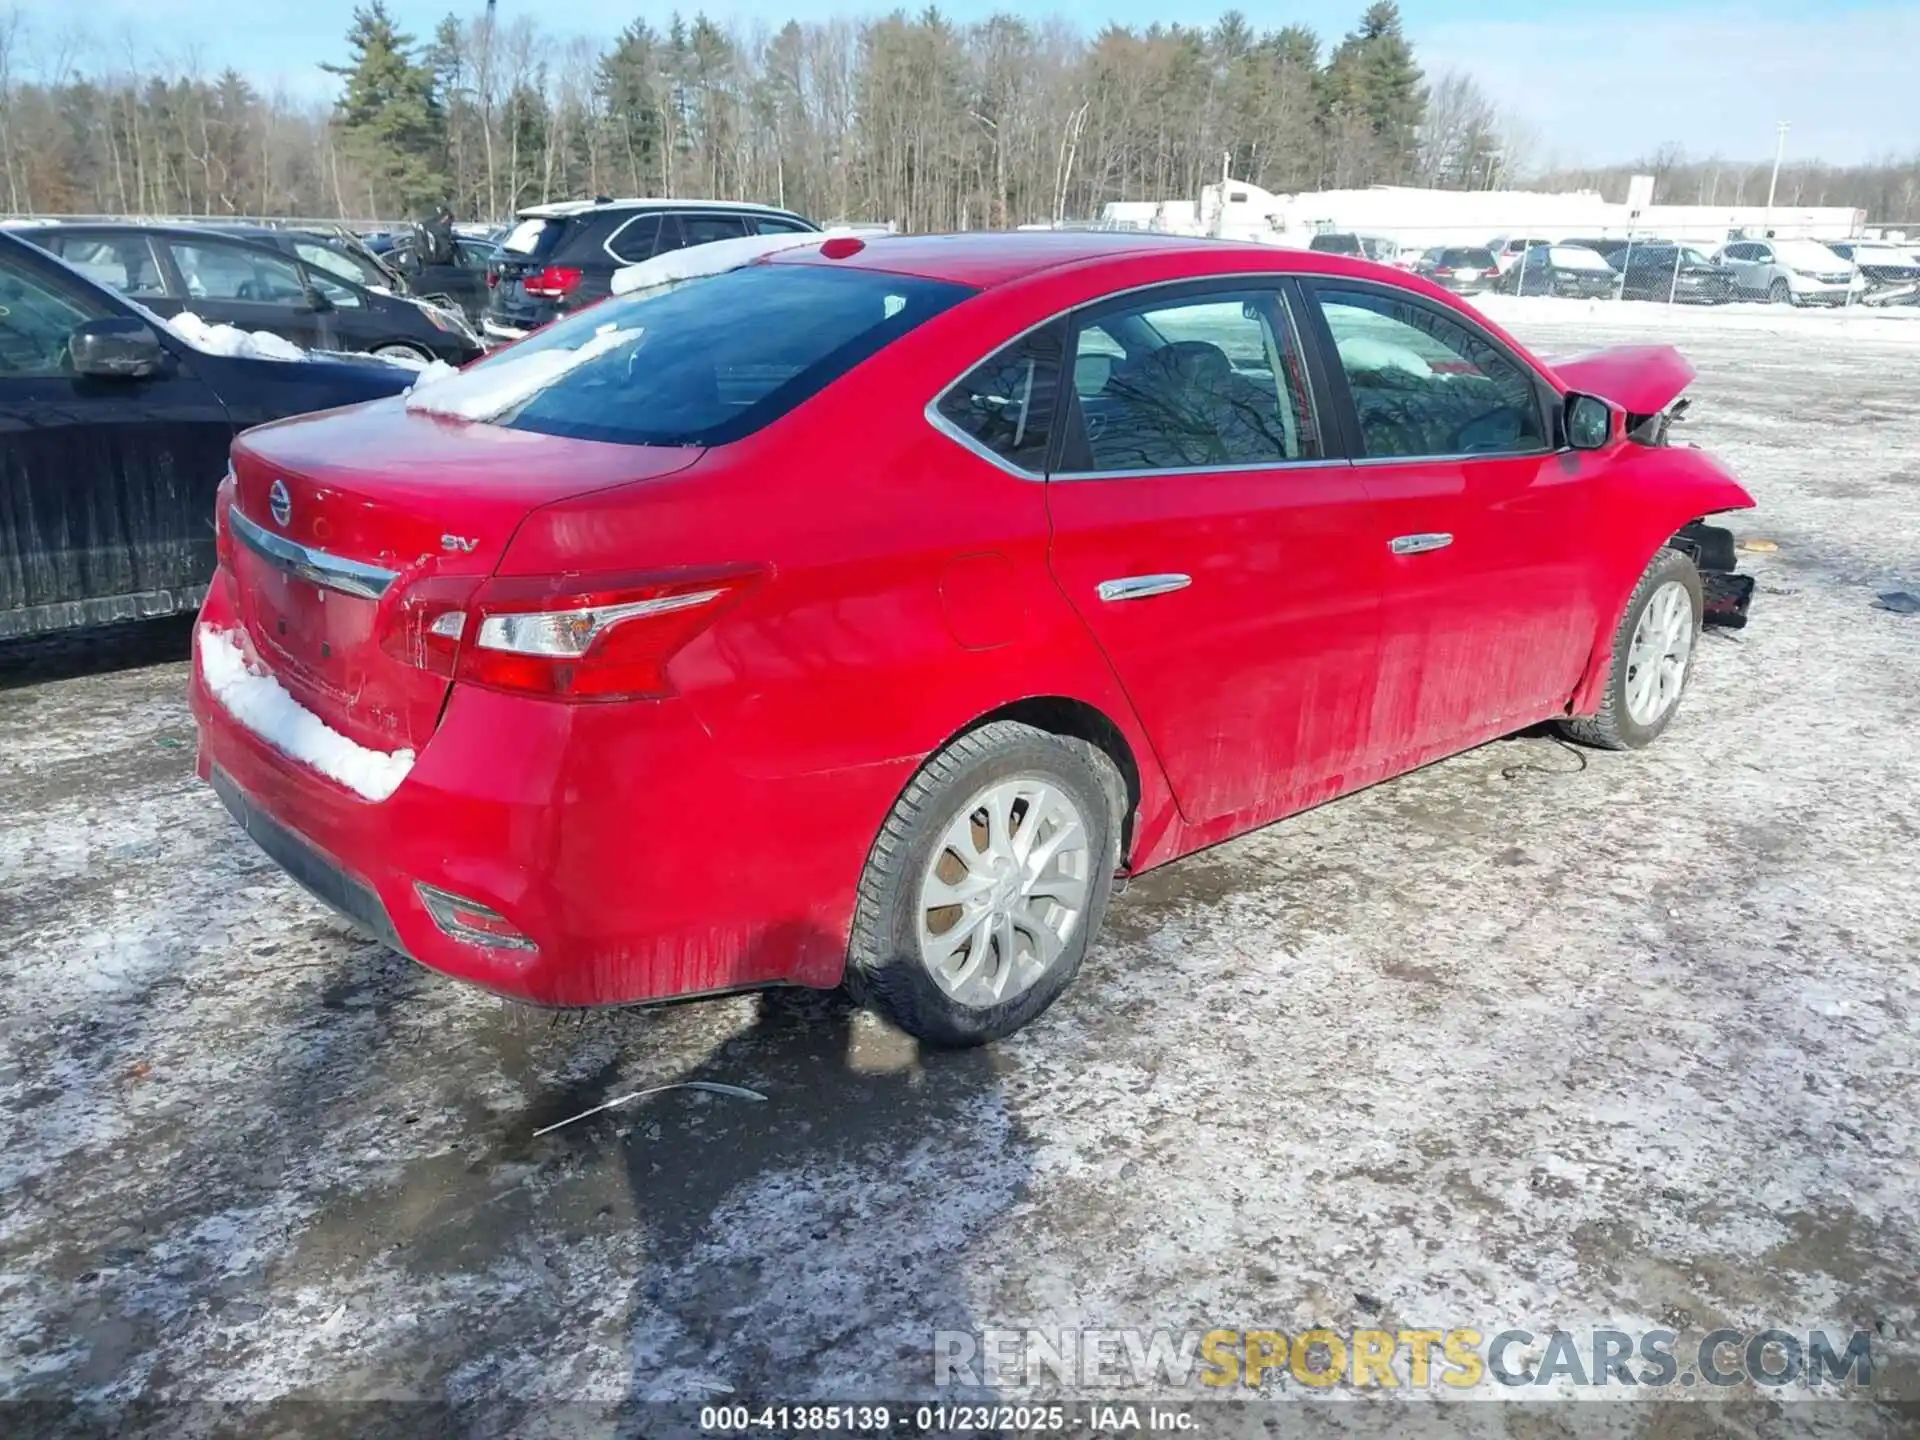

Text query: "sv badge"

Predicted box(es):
[441, 534, 480, 553]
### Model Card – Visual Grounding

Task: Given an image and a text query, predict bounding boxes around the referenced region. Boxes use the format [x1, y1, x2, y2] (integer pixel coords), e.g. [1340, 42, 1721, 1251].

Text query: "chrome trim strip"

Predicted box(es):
[1389, 532, 1454, 555]
[1350, 447, 1553, 467]
[1097, 573, 1192, 603]
[923, 404, 1045, 481]
[228, 505, 400, 601]
[1059, 457, 1349, 482]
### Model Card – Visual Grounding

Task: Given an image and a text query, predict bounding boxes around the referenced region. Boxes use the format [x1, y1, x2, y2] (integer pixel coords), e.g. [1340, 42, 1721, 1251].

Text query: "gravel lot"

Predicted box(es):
[3, 302, 1917, 1433]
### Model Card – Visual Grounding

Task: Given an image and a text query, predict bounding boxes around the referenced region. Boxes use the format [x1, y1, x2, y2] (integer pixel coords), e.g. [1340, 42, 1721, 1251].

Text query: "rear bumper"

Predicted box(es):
[189, 589, 890, 1007]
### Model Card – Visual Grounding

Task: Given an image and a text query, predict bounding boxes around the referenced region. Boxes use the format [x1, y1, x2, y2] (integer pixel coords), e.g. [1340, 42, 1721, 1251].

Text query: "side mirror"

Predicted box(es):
[70, 317, 167, 379]
[1565, 393, 1614, 451]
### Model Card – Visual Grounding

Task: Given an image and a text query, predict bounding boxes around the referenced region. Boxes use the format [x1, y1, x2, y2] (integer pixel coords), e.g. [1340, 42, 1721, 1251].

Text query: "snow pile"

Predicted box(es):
[608, 225, 887, 298]
[404, 323, 640, 420]
[404, 359, 461, 388]
[1471, 293, 1920, 346]
[166, 311, 309, 362]
[197, 626, 415, 802]
[610, 232, 828, 297]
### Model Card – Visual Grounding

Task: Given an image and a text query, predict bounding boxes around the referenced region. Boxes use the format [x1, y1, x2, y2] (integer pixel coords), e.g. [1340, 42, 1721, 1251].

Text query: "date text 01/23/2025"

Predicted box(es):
[700, 1403, 1198, 1433]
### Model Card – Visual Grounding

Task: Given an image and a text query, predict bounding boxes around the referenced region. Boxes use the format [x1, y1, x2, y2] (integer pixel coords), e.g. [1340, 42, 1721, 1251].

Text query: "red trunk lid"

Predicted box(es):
[227, 398, 702, 755]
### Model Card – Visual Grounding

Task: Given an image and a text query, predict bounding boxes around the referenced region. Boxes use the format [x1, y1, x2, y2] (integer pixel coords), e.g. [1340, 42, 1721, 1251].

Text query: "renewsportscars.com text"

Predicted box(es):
[934, 1327, 1876, 1391]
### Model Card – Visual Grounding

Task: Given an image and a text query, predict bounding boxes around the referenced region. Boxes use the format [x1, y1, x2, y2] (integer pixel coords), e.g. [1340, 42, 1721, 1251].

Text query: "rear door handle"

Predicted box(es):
[1097, 574, 1192, 603]
[1389, 533, 1453, 555]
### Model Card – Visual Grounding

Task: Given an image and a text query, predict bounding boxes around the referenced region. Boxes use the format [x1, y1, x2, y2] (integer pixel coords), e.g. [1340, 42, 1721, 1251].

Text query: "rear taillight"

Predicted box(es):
[213, 470, 240, 607]
[522, 265, 584, 300]
[375, 573, 482, 679]
[485, 268, 499, 288]
[382, 569, 758, 701]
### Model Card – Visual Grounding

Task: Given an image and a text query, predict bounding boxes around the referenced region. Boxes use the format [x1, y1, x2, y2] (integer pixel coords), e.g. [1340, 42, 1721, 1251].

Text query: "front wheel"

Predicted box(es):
[846, 721, 1124, 1047]
[1558, 548, 1703, 751]
[372, 341, 433, 363]
[1768, 278, 1792, 306]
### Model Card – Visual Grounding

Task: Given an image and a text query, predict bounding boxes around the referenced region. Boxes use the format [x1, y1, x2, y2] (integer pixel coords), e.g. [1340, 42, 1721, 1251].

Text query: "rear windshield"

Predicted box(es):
[501, 217, 563, 258]
[1439, 248, 1496, 266]
[1549, 245, 1614, 271]
[1309, 234, 1359, 254]
[423, 263, 973, 446]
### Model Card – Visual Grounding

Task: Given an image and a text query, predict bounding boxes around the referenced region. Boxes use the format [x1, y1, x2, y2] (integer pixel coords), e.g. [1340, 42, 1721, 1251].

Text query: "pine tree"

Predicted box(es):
[322, 1, 448, 216]
[1323, 1, 1425, 184]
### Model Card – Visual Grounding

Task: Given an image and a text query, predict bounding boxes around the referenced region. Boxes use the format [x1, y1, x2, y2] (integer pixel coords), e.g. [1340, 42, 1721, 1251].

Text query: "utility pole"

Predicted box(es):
[1764, 121, 1789, 229]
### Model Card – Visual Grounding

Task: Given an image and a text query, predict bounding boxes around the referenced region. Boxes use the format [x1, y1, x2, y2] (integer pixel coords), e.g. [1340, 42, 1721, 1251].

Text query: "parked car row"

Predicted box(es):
[1406, 233, 1919, 307]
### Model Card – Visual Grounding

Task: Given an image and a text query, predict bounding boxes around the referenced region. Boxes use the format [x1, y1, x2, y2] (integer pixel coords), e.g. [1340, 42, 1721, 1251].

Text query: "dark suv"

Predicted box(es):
[482, 199, 818, 341]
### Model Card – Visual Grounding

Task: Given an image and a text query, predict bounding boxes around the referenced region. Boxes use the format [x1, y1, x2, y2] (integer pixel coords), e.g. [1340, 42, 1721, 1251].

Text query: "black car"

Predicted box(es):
[16, 223, 483, 367]
[365, 228, 501, 323]
[482, 198, 818, 341]
[1413, 245, 1500, 294]
[0, 230, 417, 640]
[203, 223, 404, 294]
[1501, 243, 1621, 298]
[1600, 243, 1738, 304]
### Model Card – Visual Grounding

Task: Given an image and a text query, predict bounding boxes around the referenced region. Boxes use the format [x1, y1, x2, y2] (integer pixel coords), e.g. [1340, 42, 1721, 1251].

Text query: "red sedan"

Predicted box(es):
[189, 233, 1755, 1045]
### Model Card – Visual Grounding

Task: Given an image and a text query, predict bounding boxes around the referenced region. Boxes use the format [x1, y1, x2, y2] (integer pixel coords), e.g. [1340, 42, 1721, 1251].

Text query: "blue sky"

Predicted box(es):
[27, 0, 1920, 167]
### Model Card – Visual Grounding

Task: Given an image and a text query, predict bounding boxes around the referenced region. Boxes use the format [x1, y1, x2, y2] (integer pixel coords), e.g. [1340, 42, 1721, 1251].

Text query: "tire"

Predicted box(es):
[1768, 278, 1791, 306]
[1558, 548, 1704, 751]
[372, 341, 433, 362]
[846, 721, 1124, 1047]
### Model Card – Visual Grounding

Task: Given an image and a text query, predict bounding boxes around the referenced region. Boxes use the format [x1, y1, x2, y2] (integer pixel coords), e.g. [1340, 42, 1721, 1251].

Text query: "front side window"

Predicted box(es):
[1314, 286, 1547, 459]
[409, 262, 973, 447]
[1058, 290, 1319, 474]
[934, 322, 1064, 473]
[301, 267, 364, 309]
[168, 241, 306, 304]
[295, 241, 384, 290]
[0, 253, 103, 376]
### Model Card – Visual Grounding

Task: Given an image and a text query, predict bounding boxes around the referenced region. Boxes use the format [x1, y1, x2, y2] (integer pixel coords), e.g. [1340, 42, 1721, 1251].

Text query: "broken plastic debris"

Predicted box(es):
[532, 1081, 767, 1137]
[1738, 538, 1780, 553]
[1874, 592, 1920, 615]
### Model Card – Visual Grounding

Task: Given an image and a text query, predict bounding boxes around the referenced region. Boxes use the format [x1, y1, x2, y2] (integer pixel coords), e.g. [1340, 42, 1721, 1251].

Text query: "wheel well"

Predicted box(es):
[958, 696, 1143, 862]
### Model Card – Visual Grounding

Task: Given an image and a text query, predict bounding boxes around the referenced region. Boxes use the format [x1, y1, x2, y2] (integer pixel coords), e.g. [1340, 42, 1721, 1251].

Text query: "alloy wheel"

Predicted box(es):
[916, 775, 1092, 1009]
[1623, 580, 1695, 727]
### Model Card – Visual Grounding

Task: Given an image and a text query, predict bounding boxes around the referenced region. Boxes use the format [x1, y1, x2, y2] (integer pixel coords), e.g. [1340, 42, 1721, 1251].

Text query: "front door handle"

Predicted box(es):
[1097, 574, 1192, 603]
[1389, 533, 1453, 555]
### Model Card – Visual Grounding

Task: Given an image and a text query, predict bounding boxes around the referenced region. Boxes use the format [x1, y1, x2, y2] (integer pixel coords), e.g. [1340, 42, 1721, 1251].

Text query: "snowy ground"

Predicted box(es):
[3, 301, 1918, 1433]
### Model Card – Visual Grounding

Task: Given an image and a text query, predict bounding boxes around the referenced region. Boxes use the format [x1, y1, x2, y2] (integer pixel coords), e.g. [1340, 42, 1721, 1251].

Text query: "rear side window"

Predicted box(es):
[678, 214, 751, 247]
[444, 264, 973, 447]
[605, 214, 663, 264]
[45, 235, 169, 298]
[1059, 289, 1320, 474]
[501, 218, 563, 258]
[755, 216, 815, 236]
[933, 323, 1066, 473]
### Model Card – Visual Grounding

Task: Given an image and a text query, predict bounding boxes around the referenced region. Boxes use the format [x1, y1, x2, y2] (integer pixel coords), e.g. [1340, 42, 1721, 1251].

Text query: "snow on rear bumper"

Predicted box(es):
[197, 626, 414, 802]
[188, 586, 864, 1005]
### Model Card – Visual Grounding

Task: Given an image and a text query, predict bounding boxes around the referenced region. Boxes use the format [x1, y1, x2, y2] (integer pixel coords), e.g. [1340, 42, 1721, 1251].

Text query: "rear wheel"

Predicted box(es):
[1558, 548, 1703, 751]
[847, 721, 1123, 1047]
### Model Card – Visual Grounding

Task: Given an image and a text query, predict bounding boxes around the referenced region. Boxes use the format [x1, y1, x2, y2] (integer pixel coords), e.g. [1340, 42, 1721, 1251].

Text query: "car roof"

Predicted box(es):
[763, 230, 1398, 289]
[516, 197, 809, 221]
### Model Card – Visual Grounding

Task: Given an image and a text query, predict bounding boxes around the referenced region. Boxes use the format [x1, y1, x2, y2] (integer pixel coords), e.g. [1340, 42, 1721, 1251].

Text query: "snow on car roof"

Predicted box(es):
[516, 197, 809, 220]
